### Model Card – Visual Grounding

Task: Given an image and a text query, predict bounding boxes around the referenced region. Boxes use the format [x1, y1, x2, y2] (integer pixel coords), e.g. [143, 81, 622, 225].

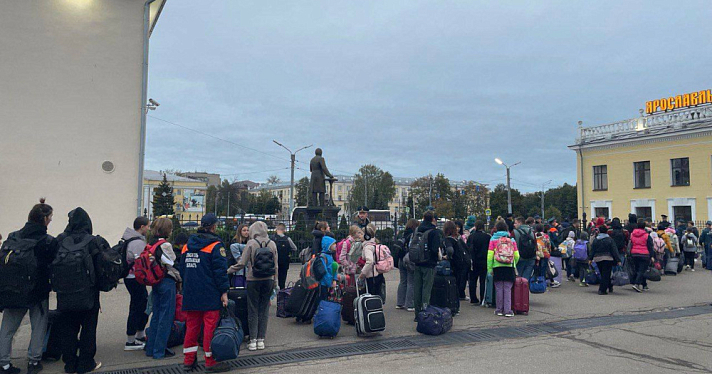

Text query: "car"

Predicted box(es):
[182, 221, 199, 227]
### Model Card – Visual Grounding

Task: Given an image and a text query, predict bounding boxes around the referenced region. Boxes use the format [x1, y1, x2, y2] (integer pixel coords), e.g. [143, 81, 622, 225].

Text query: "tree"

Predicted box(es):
[409, 174, 452, 217]
[249, 190, 281, 215]
[488, 183, 525, 219]
[347, 165, 396, 211]
[267, 175, 281, 185]
[295, 177, 309, 206]
[205, 185, 218, 215]
[152, 174, 175, 217]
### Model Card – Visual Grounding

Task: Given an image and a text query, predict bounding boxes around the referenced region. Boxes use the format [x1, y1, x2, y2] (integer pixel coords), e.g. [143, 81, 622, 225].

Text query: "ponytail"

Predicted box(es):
[28, 198, 53, 224]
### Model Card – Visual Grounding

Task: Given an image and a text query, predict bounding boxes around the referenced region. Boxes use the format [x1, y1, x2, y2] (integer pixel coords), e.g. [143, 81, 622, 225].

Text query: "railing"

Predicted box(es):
[577, 105, 712, 144]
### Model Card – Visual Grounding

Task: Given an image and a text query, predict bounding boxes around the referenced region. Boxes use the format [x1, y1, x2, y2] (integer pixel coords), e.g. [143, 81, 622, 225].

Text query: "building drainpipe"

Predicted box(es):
[137, 0, 156, 217]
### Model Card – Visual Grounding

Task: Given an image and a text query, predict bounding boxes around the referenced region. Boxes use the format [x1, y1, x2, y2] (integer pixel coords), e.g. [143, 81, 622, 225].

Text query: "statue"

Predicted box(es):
[309, 148, 333, 207]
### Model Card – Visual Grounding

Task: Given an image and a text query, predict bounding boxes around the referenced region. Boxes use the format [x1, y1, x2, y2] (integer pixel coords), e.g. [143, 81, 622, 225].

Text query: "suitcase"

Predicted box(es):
[430, 275, 459, 314]
[296, 284, 320, 323]
[511, 277, 529, 315]
[341, 285, 357, 325]
[313, 300, 341, 338]
[483, 273, 495, 308]
[416, 305, 453, 336]
[276, 283, 294, 318]
[227, 287, 250, 338]
[664, 257, 678, 275]
[677, 255, 684, 273]
[42, 310, 62, 361]
[354, 282, 385, 336]
[285, 280, 307, 316]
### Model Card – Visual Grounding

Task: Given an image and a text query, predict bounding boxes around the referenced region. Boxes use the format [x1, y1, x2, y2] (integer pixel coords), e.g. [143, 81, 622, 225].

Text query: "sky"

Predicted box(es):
[144, 0, 712, 192]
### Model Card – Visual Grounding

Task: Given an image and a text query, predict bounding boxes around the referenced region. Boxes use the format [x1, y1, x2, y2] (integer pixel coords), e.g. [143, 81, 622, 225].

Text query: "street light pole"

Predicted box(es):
[428, 174, 433, 207]
[540, 180, 552, 220]
[495, 158, 520, 215]
[273, 140, 313, 220]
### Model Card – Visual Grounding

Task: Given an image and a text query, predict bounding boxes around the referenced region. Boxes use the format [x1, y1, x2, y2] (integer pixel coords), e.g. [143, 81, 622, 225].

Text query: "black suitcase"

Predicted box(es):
[296, 285, 320, 323]
[430, 275, 459, 314]
[227, 287, 249, 338]
[43, 310, 62, 361]
[285, 281, 307, 316]
[354, 282, 385, 336]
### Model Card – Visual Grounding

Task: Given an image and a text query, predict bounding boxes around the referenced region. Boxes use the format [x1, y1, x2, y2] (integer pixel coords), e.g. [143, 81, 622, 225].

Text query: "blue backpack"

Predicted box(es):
[211, 305, 244, 362]
[313, 299, 342, 338]
[416, 305, 453, 336]
[435, 260, 452, 276]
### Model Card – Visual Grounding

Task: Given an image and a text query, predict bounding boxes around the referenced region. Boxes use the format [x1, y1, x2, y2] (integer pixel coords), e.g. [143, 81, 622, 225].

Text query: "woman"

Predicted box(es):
[467, 220, 490, 304]
[396, 219, 418, 311]
[486, 220, 519, 317]
[229, 221, 278, 351]
[359, 224, 385, 301]
[628, 220, 655, 292]
[229, 224, 249, 287]
[339, 225, 363, 286]
[455, 220, 469, 242]
[144, 218, 181, 359]
[444, 221, 470, 301]
[588, 225, 621, 295]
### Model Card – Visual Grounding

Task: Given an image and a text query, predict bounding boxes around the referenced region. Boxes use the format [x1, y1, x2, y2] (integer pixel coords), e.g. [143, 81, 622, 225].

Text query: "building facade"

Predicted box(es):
[570, 101, 712, 223]
[0, 0, 165, 242]
[142, 170, 208, 223]
[179, 172, 221, 187]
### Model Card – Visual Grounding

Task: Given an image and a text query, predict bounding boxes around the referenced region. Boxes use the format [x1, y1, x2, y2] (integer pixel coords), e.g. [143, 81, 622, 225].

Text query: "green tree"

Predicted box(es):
[488, 183, 525, 219]
[409, 174, 452, 217]
[249, 190, 281, 215]
[295, 177, 309, 206]
[267, 175, 281, 185]
[347, 165, 396, 211]
[152, 174, 175, 217]
[205, 185, 218, 215]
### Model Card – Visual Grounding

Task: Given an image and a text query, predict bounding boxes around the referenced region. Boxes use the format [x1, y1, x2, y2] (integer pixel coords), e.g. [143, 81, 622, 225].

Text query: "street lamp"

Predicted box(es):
[273, 140, 312, 221]
[494, 158, 521, 215]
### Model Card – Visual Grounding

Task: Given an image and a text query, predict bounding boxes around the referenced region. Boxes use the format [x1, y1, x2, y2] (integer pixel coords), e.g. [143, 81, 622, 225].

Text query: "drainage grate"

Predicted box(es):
[103, 305, 712, 374]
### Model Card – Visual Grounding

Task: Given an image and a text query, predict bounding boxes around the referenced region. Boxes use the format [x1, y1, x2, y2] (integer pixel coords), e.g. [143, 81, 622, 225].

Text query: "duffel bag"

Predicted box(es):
[211, 306, 244, 362]
[611, 266, 630, 287]
[416, 305, 453, 336]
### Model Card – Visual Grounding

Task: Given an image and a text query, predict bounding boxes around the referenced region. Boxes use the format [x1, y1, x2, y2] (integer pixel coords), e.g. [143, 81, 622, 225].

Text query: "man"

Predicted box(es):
[548, 217, 561, 247]
[309, 148, 333, 207]
[271, 223, 297, 290]
[560, 219, 581, 241]
[466, 220, 490, 304]
[700, 221, 711, 270]
[122, 217, 149, 351]
[659, 214, 671, 229]
[687, 221, 699, 239]
[513, 217, 537, 280]
[676, 220, 687, 245]
[505, 213, 514, 233]
[533, 215, 542, 225]
[180, 214, 230, 373]
[412, 211, 442, 319]
[354, 206, 370, 230]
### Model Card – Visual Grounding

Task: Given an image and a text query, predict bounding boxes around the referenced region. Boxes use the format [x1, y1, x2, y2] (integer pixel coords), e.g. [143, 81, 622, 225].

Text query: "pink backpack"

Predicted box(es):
[374, 244, 394, 273]
[494, 237, 515, 264]
[653, 237, 666, 254]
[335, 238, 351, 265]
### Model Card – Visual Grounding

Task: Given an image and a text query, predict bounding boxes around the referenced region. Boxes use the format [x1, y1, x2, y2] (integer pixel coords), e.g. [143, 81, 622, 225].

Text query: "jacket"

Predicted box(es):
[228, 242, 246, 276]
[548, 226, 561, 247]
[467, 230, 491, 268]
[416, 221, 442, 268]
[122, 227, 147, 279]
[655, 230, 674, 254]
[487, 231, 520, 273]
[625, 214, 638, 234]
[588, 234, 622, 263]
[628, 229, 654, 258]
[319, 236, 337, 285]
[513, 225, 536, 260]
[353, 217, 370, 231]
[700, 228, 711, 251]
[151, 238, 182, 283]
[339, 236, 360, 275]
[234, 221, 279, 281]
[360, 238, 379, 278]
[682, 233, 698, 252]
[180, 231, 229, 311]
[272, 233, 296, 267]
[445, 236, 467, 272]
[311, 229, 325, 257]
[16, 221, 58, 305]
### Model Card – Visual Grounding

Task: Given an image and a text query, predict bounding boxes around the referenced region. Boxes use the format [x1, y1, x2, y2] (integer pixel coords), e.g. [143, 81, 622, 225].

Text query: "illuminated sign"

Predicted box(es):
[646, 89, 712, 114]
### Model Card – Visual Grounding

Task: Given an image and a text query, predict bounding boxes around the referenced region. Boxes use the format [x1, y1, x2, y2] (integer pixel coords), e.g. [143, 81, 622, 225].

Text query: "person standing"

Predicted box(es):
[144, 218, 182, 359]
[700, 221, 712, 270]
[681, 228, 699, 271]
[180, 214, 229, 373]
[396, 219, 418, 311]
[467, 220, 491, 305]
[229, 221, 277, 352]
[513, 217, 537, 281]
[122, 217, 150, 351]
[412, 211, 442, 318]
[359, 225, 385, 301]
[228, 224, 249, 286]
[628, 220, 655, 293]
[444, 221, 470, 301]
[339, 225, 363, 286]
[487, 220, 519, 317]
[659, 214, 671, 229]
[354, 207, 370, 230]
[272, 223, 296, 290]
[0, 199, 57, 374]
[588, 226, 622, 295]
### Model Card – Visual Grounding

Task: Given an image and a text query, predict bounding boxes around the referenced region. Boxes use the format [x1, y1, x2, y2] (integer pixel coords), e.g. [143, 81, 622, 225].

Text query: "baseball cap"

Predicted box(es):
[201, 213, 218, 227]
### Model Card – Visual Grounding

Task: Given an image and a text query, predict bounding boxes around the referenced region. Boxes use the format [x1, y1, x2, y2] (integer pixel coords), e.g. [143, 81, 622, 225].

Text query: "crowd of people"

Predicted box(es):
[1, 199, 711, 374]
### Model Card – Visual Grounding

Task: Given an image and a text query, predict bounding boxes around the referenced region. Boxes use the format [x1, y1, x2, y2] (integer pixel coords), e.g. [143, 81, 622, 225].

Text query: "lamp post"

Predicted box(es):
[273, 140, 313, 219]
[540, 180, 552, 220]
[494, 158, 520, 215]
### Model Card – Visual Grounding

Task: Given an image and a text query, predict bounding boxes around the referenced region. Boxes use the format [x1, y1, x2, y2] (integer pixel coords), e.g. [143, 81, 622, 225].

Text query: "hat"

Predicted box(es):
[568, 231, 576, 239]
[321, 236, 336, 254]
[357, 206, 369, 213]
[201, 213, 218, 227]
[547, 217, 556, 224]
[534, 214, 541, 219]
[707, 221, 712, 226]
[661, 214, 668, 218]
[464, 215, 477, 230]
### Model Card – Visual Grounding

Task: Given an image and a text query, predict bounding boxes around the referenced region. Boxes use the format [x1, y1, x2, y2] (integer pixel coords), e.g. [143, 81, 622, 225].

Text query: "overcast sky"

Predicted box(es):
[144, 0, 711, 192]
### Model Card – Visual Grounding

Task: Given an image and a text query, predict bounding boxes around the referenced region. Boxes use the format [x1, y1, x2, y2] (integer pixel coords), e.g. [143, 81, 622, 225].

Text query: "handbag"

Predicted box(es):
[546, 260, 558, 280]
[643, 267, 661, 282]
[611, 266, 630, 286]
[585, 264, 601, 285]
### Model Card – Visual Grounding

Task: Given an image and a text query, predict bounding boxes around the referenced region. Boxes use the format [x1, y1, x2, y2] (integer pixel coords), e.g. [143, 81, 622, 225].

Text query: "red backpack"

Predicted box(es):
[334, 238, 352, 265]
[134, 239, 166, 286]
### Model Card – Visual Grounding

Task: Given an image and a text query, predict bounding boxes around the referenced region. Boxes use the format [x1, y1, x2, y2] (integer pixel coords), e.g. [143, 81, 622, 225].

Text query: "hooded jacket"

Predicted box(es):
[589, 234, 622, 263]
[319, 236, 337, 285]
[122, 227, 147, 279]
[625, 214, 638, 233]
[628, 229, 654, 258]
[180, 230, 229, 311]
[234, 221, 278, 281]
[682, 232, 698, 252]
[513, 225, 536, 260]
[15, 221, 58, 305]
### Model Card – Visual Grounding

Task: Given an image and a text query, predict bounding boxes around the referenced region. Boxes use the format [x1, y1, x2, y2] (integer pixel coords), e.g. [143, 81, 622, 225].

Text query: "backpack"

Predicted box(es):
[252, 240, 276, 278]
[374, 244, 394, 274]
[273, 235, 291, 262]
[94, 236, 125, 292]
[573, 240, 588, 261]
[134, 239, 167, 286]
[557, 242, 569, 258]
[408, 230, 433, 266]
[653, 237, 666, 254]
[111, 237, 141, 279]
[452, 238, 472, 268]
[685, 236, 695, 249]
[493, 237, 515, 264]
[516, 229, 536, 259]
[535, 233, 550, 259]
[610, 229, 627, 251]
[300, 254, 326, 290]
[51, 235, 97, 312]
[348, 241, 364, 265]
[335, 238, 351, 265]
[0, 233, 39, 308]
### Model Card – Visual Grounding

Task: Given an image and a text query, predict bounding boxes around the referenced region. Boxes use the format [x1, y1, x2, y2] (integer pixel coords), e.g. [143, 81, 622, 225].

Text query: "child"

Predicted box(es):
[487, 220, 519, 317]
[575, 232, 591, 287]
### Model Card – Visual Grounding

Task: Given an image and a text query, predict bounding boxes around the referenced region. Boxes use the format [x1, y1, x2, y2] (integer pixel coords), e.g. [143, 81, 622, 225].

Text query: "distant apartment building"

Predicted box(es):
[142, 170, 208, 223]
[179, 172, 221, 187]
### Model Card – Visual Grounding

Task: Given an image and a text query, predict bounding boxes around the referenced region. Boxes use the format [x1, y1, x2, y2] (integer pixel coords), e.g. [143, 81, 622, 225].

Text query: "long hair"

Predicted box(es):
[233, 224, 249, 244]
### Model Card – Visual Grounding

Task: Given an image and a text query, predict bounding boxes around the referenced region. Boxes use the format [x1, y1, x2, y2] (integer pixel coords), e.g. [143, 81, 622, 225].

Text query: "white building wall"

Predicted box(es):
[0, 1, 150, 242]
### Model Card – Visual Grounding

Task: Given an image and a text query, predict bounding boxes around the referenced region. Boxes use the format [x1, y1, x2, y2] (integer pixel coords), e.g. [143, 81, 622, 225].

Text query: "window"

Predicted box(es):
[634, 161, 651, 188]
[635, 207, 652, 220]
[594, 207, 610, 218]
[593, 165, 608, 191]
[671, 157, 690, 186]
[338, 195, 342, 201]
[673, 206, 692, 222]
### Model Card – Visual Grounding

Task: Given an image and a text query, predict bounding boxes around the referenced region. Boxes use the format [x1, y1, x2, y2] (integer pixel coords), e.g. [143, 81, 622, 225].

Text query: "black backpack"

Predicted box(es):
[452, 238, 471, 268]
[408, 230, 431, 266]
[112, 237, 141, 279]
[0, 233, 39, 309]
[610, 229, 627, 251]
[273, 235, 291, 261]
[51, 235, 97, 312]
[95, 236, 124, 292]
[516, 228, 537, 259]
[252, 240, 276, 278]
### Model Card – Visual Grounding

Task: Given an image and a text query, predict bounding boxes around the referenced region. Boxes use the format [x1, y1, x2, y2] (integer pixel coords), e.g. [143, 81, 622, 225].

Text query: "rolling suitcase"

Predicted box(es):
[483, 273, 495, 308]
[313, 290, 342, 338]
[296, 284, 320, 323]
[341, 285, 357, 325]
[430, 275, 459, 314]
[511, 277, 529, 315]
[227, 287, 250, 338]
[354, 282, 385, 336]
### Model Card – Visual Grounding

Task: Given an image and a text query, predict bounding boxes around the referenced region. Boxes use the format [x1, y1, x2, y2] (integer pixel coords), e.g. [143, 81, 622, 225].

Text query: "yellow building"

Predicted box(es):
[142, 170, 208, 222]
[569, 98, 712, 223]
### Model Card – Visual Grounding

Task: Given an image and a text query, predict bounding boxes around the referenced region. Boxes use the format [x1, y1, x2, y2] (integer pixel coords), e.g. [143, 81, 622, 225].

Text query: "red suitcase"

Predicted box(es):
[511, 277, 529, 315]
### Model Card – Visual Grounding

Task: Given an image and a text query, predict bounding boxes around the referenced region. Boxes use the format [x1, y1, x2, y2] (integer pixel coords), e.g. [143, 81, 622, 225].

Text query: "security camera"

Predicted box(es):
[148, 99, 160, 106]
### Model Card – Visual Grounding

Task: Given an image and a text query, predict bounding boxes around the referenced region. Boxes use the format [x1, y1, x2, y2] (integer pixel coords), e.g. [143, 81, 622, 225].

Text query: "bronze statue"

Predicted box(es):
[309, 148, 333, 207]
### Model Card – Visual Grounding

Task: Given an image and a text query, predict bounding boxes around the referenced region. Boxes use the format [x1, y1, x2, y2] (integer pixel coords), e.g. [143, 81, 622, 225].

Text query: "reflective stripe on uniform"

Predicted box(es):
[204, 352, 212, 357]
[183, 346, 198, 354]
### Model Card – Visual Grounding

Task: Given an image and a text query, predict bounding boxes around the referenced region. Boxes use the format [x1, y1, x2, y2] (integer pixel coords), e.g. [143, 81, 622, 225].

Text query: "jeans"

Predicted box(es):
[247, 280, 273, 339]
[183, 310, 220, 368]
[0, 299, 49, 366]
[516, 258, 536, 280]
[366, 274, 385, 302]
[684, 251, 696, 269]
[564, 257, 576, 277]
[596, 260, 614, 293]
[632, 256, 650, 287]
[469, 265, 487, 303]
[494, 281, 513, 314]
[145, 278, 176, 359]
[59, 305, 99, 374]
[125, 278, 149, 337]
[413, 266, 435, 315]
[396, 259, 414, 308]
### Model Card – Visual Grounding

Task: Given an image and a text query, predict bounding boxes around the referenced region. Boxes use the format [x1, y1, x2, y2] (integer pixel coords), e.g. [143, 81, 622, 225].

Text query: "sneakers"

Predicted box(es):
[550, 281, 561, 288]
[691, 269, 695, 272]
[27, 362, 43, 374]
[578, 282, 587, 287]
[642, 286, 650, 291]
[124, 341, 145, 351]
[247, 339, 257, 351]
[495, 311, 504, 316]
[395, 305, 404, 310]
[504, 313, 514, 317]
[163, 348, 175, 358]
[568, 275, 576, 282]
[2, 364, 21, 374]
[632, 285, 642, 293]
[86, 362, 102, 373]
[135, 336, 146, 344]
[205, 363, 229, 373]
[598, 291, 608, 295]
[183, 361, 197, 372]
[257, 339, 265, 350]
[406, 307, 415, 312]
